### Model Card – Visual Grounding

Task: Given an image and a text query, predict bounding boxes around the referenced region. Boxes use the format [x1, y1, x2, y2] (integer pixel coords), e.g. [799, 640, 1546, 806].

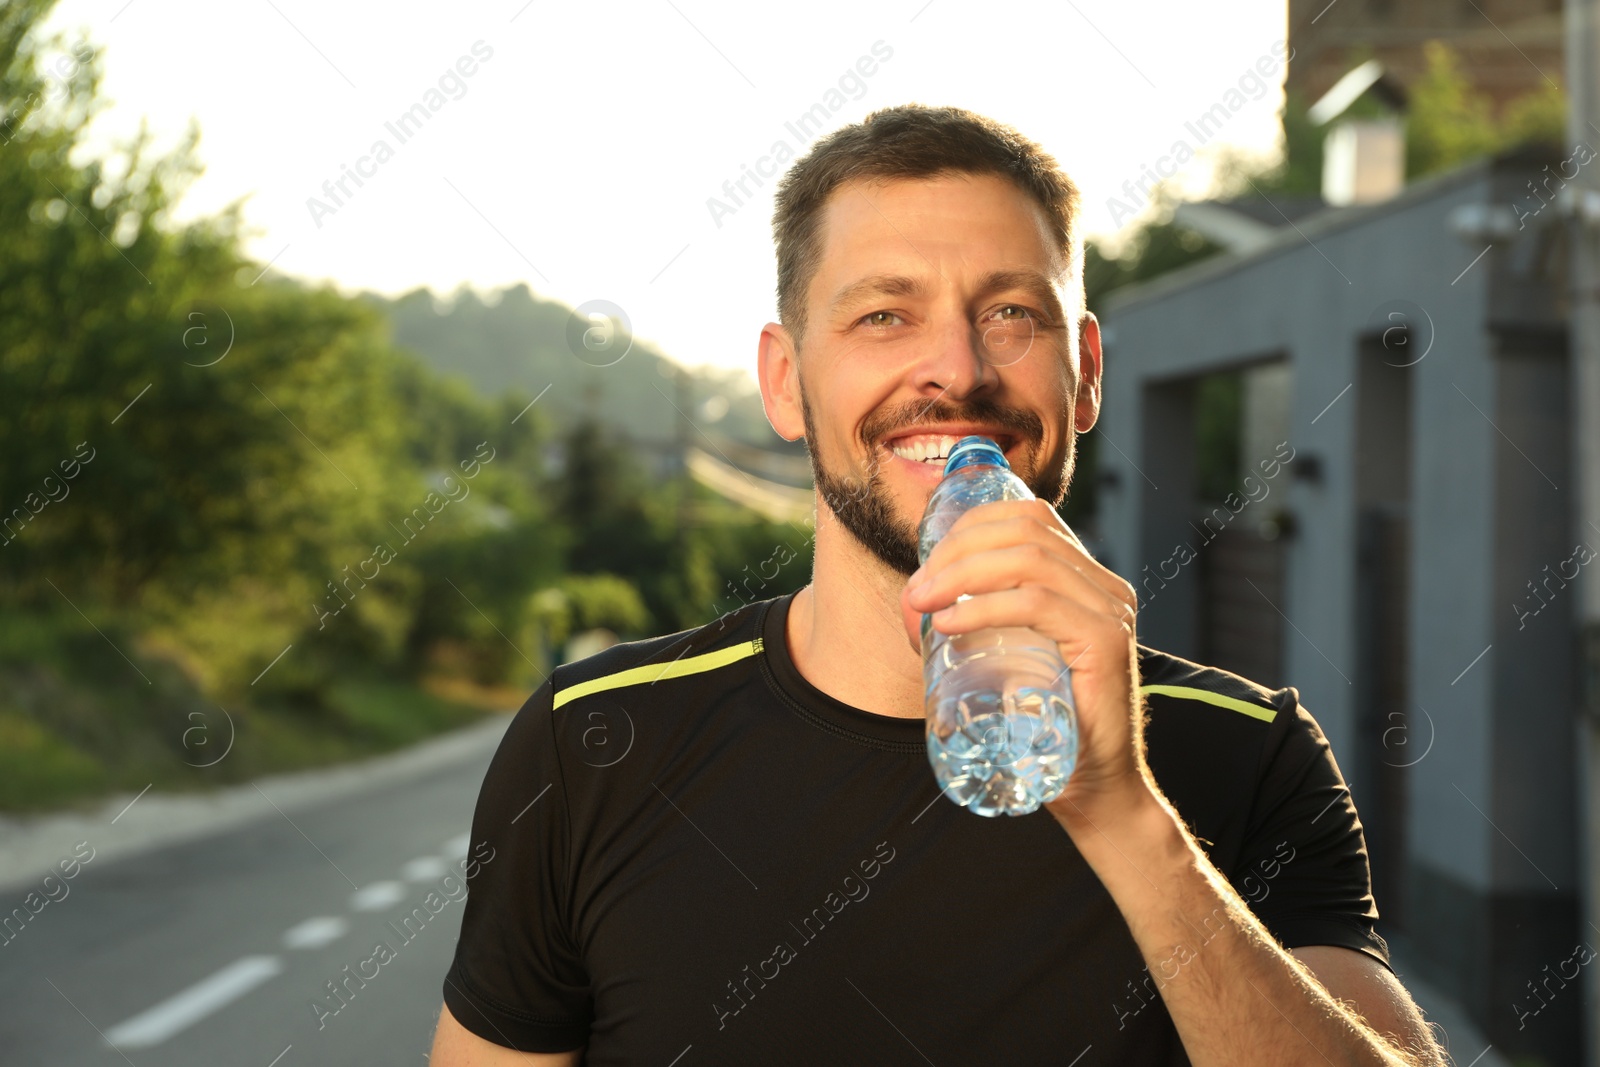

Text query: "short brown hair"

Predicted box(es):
[771, 103, 1083, 345]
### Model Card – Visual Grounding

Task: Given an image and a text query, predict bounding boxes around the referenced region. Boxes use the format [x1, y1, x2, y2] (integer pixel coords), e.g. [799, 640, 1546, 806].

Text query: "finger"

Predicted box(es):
[907, 541, 1123, 622]
[918, 509, 1070, 579]
[935, 497, 1077, 541]
[927, 583, 1136, 649]
[899, 579, 925, 654]
[917, 506, 1136, 618]
[944, 497, 1092, 555]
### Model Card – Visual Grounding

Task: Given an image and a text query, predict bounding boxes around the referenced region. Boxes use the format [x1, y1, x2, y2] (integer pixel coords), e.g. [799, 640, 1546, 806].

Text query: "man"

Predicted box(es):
[431, 104, 1446, 1064]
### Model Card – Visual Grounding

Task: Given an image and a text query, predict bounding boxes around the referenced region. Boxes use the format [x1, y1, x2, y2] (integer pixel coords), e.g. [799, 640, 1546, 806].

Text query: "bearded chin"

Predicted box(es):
[812, 456, 924, 577]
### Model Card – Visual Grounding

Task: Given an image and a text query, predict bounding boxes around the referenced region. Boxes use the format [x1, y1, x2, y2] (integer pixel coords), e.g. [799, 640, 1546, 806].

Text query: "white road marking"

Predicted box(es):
[282, 916, 349, 949]
[349, 880, 406, 912]
[103, 955, 284, 1049]
[107, 833, 471, 1049]
[402, 856, 449, 882]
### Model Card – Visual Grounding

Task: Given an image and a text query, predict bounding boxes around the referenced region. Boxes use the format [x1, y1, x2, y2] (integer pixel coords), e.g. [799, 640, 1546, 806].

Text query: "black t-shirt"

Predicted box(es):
[442, 589, 1389, 1064]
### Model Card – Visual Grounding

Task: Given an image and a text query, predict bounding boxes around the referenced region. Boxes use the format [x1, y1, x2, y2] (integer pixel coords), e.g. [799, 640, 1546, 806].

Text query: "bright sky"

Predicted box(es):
[40, 0, 1288, 376]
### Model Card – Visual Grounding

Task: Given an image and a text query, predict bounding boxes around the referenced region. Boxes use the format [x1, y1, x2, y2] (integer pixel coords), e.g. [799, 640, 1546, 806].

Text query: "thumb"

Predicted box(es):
[899, 576, 924, 655]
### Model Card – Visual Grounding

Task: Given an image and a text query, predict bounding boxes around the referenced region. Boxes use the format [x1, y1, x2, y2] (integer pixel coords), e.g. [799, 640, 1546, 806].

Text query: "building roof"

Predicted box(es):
[1100, 149, 1539, 316]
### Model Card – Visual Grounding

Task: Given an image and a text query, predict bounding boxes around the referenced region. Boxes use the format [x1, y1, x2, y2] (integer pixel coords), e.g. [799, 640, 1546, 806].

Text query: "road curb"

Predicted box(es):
[0, 714, 513, 894]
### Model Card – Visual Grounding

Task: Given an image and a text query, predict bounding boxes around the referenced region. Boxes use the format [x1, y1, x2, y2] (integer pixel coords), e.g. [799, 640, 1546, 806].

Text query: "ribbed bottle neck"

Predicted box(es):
[943, 436, 1008, 476]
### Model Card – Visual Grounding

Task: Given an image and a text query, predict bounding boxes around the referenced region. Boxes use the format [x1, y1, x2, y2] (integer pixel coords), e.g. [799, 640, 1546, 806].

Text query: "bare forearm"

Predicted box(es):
[1055, 787, 1429, 1067]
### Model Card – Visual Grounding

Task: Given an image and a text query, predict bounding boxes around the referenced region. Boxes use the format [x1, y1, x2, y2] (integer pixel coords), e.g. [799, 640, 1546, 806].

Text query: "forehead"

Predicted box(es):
[809, 172, 1064, 293]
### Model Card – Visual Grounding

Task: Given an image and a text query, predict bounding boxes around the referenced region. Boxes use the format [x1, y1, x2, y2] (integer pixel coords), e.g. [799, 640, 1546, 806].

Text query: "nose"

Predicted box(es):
[911, 308, 1000, 400]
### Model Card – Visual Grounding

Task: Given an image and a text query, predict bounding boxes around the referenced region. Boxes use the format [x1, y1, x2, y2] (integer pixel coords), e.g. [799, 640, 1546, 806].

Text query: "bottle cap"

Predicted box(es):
[944, 435, 1009, 476]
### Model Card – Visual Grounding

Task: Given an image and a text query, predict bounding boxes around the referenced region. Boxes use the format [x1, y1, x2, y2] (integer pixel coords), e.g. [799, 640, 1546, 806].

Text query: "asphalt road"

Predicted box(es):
[0, 737, 500, 1066]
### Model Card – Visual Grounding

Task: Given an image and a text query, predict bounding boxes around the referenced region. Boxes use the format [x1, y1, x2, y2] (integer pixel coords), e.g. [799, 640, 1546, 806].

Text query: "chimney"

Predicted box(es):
[1321, 117, 1406, 206]
[1308, 59, 1407, 206]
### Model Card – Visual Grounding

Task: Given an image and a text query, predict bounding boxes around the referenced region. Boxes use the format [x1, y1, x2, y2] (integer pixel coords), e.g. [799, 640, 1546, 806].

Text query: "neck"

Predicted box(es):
[786, 506, 925, 719]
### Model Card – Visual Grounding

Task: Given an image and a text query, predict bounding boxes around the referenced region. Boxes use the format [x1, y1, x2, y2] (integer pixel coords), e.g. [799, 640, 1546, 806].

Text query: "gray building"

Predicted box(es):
[1095, 144, 1583, 1063]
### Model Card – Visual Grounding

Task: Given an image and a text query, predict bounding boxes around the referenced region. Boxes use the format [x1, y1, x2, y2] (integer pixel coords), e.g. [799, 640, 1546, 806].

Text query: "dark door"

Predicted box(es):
[1197, 517, 1286, 690]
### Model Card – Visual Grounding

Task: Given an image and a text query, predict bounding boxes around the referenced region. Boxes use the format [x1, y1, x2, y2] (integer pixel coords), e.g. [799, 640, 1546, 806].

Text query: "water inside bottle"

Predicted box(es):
[922, 624, 1078, 817]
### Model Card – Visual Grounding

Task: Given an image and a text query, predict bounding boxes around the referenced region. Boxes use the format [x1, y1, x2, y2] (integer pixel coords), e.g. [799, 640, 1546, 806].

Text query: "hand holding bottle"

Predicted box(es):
[900, 440, 1151, 827]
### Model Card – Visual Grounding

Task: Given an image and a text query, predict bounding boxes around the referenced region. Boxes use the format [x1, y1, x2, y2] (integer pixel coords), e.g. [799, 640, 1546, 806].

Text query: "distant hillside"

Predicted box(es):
[363, 284, 793, 455]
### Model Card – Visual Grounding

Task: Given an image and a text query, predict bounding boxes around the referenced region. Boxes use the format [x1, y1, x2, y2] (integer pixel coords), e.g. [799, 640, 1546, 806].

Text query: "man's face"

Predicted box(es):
[764, 171, 1102, 576]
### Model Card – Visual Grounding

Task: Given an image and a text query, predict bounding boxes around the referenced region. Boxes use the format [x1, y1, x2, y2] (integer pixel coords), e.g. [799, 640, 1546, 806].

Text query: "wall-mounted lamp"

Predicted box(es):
[1447, 203, 1521, 243]
[1258, 508, 1298, 541]
[1290, 454, 1323, 485]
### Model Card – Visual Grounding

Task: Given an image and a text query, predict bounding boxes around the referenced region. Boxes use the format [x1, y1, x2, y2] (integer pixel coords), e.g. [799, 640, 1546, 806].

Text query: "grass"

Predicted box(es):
[0, 712, 107, 810]
[0, 609, 503, 814]
[324, 677, 490, 748]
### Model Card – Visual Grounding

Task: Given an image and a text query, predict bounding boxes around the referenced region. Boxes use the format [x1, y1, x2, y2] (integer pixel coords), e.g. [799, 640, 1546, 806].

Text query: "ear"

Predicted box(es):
[1074, 312, 1103, 434]
[758, 321, 807, 442]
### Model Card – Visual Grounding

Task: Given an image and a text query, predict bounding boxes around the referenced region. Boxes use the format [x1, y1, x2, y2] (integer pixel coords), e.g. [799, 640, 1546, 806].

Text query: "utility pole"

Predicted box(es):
[1568, 0, 1600, 1062]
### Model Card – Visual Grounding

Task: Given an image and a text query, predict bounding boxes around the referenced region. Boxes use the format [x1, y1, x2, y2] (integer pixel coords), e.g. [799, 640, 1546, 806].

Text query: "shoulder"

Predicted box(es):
[546, 597, 770, 715]
[482, 598, 776, 806]
[1136, 643, 1295, 730]
[1135, 644, 1309, 854]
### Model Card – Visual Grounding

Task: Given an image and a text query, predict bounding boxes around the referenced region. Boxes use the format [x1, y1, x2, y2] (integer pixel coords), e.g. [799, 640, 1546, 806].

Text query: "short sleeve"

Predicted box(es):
[1232, 692, 1394, 973]
[442, 677, 593, 1051]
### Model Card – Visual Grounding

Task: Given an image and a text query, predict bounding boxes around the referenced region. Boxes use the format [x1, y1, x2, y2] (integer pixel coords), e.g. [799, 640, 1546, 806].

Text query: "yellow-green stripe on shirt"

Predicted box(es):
[1139, 683, 1278, 723]
[552, 638, 765, 710]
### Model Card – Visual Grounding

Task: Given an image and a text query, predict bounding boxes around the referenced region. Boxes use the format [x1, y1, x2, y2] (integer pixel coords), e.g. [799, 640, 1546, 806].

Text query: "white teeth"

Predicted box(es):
[889, 434, 961, 462]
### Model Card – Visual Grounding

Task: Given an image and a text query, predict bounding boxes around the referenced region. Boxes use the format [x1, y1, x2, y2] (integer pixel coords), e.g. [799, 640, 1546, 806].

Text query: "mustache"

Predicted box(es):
[859, 397, 1044, 453]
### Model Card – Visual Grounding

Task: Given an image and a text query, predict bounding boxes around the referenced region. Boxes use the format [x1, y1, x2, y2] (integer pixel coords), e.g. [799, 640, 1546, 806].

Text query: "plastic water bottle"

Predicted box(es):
[918, 435, 1079, 817]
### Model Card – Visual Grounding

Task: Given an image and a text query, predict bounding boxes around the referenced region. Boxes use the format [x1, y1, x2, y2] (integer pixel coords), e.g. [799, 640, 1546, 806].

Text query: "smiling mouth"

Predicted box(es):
[880, 430, 1020, 466]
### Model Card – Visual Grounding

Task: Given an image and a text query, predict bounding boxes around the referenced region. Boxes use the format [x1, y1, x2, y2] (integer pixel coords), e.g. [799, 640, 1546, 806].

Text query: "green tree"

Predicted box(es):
[0, 0, 569, 698]
[1407, 40, 1507, 177]
[551, 413, 686, 628]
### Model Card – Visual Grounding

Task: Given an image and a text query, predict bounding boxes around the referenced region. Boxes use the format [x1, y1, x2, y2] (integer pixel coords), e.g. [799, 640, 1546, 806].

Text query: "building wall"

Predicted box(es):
[1101, 165, 1498, 771]
[1097, 153, 1579, 1060]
